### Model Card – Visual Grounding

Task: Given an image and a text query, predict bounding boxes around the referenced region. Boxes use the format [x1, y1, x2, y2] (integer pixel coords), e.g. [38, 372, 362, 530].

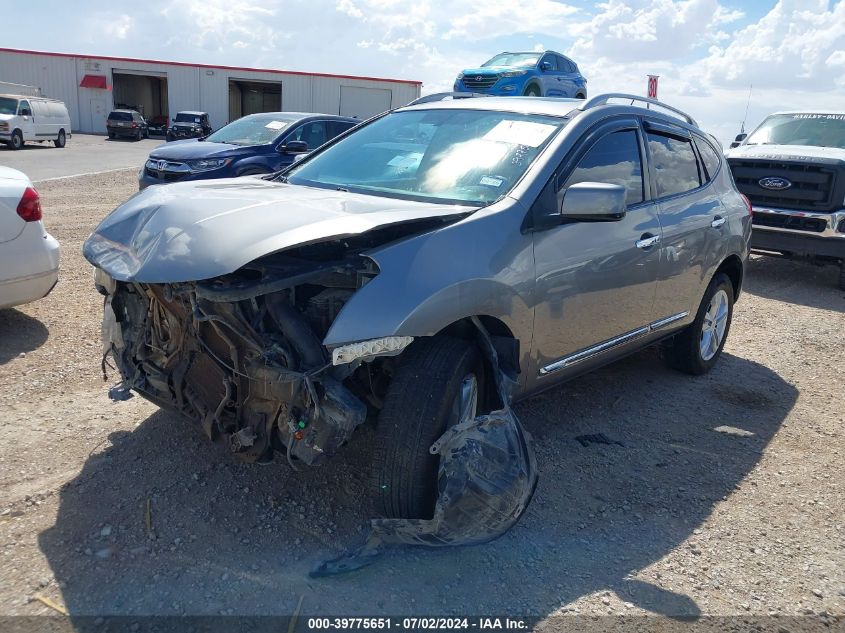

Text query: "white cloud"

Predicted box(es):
[441, 0, 579, 41]
[104, 15, 132, 40]
[697, 0, 845, 91]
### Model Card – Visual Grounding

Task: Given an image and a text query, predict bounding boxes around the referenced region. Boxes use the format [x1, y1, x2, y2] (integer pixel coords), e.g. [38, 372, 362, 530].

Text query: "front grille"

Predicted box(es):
[752, 211, 826, 233]
[462, 74, 499, 90]
[145, 168, 185, 182]
[729, 159, 838, 212]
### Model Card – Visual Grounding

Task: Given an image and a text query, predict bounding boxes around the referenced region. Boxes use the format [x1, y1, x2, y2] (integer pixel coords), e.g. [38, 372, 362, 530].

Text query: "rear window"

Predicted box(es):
[108, 112, 132, 121]
[695, 136, 723, 182]
[646, 132, 702, 197]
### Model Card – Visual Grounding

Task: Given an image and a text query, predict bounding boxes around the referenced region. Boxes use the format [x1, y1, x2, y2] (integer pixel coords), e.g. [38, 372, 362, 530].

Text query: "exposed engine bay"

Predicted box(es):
[100, 239, 389, 467]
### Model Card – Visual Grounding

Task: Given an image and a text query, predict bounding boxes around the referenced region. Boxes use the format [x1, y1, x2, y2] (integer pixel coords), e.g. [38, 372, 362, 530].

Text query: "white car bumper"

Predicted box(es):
[0, 230, 60, 309]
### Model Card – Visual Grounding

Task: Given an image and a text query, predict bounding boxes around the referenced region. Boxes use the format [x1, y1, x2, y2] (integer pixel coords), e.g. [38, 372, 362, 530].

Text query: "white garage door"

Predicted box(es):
[339, 86, 392, 119]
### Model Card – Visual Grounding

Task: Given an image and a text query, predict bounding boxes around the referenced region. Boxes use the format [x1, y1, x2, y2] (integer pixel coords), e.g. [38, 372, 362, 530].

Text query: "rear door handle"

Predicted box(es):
[711, 216, 726, 228]
[636, 233, 660, 249]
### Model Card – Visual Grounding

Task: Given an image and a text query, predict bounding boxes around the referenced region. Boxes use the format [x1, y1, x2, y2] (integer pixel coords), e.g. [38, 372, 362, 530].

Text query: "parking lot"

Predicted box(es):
[0, 144, 843, 623]
[0, 133, 161, 183]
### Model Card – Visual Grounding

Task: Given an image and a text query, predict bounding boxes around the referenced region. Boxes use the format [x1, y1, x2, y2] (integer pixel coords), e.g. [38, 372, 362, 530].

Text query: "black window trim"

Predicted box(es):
[641, 117, 707, 202]
[523, 116, 650, 233]
[692, 133, 723, 182]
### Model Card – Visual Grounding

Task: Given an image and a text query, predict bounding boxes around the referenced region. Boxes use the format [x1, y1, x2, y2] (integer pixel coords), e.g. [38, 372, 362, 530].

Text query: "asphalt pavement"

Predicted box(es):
[0, 133, 164, 183]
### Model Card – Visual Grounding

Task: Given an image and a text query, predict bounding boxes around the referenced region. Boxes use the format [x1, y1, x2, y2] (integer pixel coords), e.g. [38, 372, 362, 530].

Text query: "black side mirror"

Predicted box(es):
[540, 62, 552, 72]
[20, 109, 32, 117]
[560, 182, 627, 222]
[734, 133, 747, 143]
[279, 140, 309, 154]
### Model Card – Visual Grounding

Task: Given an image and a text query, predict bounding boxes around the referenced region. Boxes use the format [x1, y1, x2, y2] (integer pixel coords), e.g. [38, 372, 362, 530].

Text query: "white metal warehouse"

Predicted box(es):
[0, 47, 422, 134]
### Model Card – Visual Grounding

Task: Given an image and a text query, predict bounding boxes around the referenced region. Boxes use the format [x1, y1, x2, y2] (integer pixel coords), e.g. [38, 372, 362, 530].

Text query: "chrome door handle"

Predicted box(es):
[636, 234, 660, 249]
[711, 216, 726, 228]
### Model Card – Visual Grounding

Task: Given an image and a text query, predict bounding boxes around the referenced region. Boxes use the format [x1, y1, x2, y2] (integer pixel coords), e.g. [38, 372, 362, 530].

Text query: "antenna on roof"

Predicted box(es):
[740, 84, 753, 134]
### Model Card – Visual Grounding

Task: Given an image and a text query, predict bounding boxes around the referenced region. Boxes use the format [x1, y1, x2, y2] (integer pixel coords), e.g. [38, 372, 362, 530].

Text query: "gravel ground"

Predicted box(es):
[0, 170, 843, 622]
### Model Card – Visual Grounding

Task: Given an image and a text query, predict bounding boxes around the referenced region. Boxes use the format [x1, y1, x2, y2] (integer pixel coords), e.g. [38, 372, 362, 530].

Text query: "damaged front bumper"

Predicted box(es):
[101, 266, 374, 466]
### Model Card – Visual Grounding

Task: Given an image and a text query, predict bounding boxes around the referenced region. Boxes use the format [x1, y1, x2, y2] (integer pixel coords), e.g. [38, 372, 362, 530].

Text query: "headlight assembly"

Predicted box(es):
[187, 158, 232, 172]
[501, 70, 528, 78]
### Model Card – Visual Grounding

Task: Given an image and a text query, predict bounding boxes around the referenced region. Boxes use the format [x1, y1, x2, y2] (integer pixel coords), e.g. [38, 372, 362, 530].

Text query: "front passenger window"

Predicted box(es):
[647, 132, 701, 197]
[562, 129, 644, 206]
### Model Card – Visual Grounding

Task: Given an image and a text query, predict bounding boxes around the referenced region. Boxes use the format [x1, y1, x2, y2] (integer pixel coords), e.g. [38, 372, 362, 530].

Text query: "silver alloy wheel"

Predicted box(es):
[450, 374, 478, 427]
[700, 289, 729, 361]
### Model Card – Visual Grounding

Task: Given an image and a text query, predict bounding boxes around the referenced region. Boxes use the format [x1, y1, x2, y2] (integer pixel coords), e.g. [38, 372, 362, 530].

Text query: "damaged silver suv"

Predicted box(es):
[85, 94, 751, 524]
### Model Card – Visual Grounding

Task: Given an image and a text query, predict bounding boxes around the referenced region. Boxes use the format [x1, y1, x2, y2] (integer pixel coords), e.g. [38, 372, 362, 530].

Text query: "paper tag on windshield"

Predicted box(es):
[265, 121, 287, 130]
[387, 153, 422, 168]
[484, 120, 556, 147]
[479, 176, 504, 187]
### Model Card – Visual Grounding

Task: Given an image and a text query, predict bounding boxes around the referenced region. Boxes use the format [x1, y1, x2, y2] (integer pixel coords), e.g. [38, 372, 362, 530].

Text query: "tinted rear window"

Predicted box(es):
[108, 112, 132, 121]
[646, 132, 701, 197]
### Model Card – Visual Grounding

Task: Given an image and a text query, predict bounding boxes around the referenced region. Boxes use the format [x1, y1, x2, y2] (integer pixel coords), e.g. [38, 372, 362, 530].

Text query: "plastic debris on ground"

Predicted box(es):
[310, 318, 538, 577]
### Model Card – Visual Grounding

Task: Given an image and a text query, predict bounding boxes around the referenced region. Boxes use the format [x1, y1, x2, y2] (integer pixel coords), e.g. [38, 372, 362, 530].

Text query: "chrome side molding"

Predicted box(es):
[539, 311, 689, 376]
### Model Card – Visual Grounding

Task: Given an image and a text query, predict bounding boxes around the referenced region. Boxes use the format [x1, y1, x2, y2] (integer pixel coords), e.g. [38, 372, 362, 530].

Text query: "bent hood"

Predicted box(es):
[83, 177, 474, 283]
[725, 143, 845, 164]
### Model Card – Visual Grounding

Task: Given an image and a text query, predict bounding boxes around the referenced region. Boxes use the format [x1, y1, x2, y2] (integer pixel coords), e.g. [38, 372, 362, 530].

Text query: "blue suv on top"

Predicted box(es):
[454, 51, 587, 99]
[139, 112, 357, 190]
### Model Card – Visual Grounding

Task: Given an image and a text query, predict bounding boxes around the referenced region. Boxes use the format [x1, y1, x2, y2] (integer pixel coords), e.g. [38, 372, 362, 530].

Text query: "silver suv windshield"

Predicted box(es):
[746, 113, 845, 149]
[286, 109, 565, 206]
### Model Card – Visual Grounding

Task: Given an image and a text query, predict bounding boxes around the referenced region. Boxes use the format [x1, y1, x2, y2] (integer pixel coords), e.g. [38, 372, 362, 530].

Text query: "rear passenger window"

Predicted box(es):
[646, 132, 701, 197]
[695, 136, 723, 181]
[563, 129, 644, 206]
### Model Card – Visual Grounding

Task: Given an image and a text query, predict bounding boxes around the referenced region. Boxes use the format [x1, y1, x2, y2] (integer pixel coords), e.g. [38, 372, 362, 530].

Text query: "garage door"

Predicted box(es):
[339, 86, 392, 119]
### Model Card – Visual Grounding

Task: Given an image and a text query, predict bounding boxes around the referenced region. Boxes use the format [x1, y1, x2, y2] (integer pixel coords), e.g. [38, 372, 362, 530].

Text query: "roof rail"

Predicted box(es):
[578, 93, 697, 127]
[406, 92, 492, 106]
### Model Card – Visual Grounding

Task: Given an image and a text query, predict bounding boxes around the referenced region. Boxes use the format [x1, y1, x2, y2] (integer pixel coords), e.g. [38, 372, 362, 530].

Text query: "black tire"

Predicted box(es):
[575, 92, 586, 99]
[166, 133, 173, 142]
[108, 132, 115, 140]
[54, 129, 66, 148]
[10, 130, 23, 150]
[666, 273, 734, 375]
[524, 84, 541, 97]
[371, 337, 483, 519]
[839, 262, 845, 291]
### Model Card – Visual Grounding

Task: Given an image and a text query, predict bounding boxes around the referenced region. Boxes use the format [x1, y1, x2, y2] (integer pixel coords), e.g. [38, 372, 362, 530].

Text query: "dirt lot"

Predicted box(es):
[0, 170, 843, 622]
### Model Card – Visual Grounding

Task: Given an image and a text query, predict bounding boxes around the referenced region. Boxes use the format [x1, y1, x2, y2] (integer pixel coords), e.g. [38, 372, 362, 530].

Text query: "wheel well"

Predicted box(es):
[524, 82, 541, 94]
[715, 255, 743, 299]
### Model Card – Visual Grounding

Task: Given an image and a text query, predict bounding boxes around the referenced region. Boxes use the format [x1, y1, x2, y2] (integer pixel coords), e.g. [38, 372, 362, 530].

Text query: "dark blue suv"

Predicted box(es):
[454, 51, 587, 99]
[139, 112, 358, 190]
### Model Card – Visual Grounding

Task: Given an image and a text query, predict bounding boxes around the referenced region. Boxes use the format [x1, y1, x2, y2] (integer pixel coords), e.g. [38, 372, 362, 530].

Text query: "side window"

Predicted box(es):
[557, 56, 574, 72]
[646, 132, 701, 197]
[19, 100, 31, 115]
[694, 136, 723, 182]
[541, 54, 557, 71]
[562, 129, 644, 206]
[288, 122, 328, 148]
[328, 121, 353, 138]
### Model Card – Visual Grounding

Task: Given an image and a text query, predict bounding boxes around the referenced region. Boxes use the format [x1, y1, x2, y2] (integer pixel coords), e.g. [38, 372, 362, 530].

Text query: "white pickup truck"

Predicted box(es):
[725, 111, 845, 289]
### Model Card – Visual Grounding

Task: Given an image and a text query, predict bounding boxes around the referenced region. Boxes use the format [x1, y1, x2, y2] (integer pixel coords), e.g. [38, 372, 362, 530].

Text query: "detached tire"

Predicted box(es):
[372, 337, 483, 520]
[666, 273, 734, 375]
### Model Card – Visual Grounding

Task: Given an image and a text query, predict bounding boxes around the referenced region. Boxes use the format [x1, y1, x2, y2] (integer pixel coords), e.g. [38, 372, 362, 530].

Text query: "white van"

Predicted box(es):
[0, 94, 71, 150]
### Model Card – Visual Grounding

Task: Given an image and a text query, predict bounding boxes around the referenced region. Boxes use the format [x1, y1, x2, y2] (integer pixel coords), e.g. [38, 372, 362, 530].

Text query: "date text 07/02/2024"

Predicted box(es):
[307, 618, 529, 630]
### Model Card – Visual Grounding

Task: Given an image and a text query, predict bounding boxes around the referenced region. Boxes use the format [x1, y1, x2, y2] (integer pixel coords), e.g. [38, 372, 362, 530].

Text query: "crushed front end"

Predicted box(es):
[97, 248, 381, 466]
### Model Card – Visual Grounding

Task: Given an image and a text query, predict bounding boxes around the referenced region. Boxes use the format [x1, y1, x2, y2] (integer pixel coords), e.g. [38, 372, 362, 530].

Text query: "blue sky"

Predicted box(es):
[3, 0, 845, 145]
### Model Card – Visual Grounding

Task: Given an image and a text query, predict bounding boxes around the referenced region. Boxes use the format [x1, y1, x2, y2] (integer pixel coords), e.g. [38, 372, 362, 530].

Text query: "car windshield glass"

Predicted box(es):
[0, 97, 18, 115]
[206, 114, 299, 146]
[109, 112, 132, 121]
[745, 113, 845, 149]
[482, 53, 540, 68]
[286, 109, 565, 206]
[175, 113, 202, 123]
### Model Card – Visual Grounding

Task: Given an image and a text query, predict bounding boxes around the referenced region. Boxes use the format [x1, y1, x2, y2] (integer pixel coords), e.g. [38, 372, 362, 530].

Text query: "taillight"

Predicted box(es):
[131, 122, 137, 128]
[740, 194, 752, 215]
[16, 187, 43, 222]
